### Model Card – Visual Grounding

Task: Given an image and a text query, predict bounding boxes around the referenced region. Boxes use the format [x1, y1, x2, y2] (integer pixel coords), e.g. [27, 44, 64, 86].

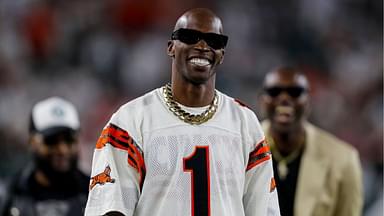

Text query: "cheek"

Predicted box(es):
[294, 103, 308, 119]
[297, 97, 309, 112]
[298, 95, 309, 104]
[174, 43, 188, 56]
[214, 51, 224, 64]
[35, 143, 49, 156]
[174, 50, 187, 65]
[266, 105, 276, 117]
[262, 97, 274, 108]
[263, 96, 273, 104]
[70, 145, 79, 155]
[261, 96, 274, 113]
[263, 103, 275, 117]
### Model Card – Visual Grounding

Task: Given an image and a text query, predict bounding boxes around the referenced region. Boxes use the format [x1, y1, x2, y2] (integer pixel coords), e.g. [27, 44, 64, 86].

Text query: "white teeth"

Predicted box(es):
[276, 106, 294, 115]
[189, 58, 210, 66]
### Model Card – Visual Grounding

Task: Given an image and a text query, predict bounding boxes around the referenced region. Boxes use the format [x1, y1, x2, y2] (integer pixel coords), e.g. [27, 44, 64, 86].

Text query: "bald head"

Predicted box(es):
[174, 8, 224, 34]
[263, 66, 309, 90]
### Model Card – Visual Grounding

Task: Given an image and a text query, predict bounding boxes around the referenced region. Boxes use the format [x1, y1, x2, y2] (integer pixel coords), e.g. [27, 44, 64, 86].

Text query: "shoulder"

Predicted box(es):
[0, 178, 7, 210]
[305, 122, 360, 164]
[219, 91, 257, 118]
[218, 91, 264, 142]
[110, 88, 160, 126]
[115, 88, 160, 115]
[306, 122, 357, 153]
[103, 88, 160, 145]
[0, 167, 34, 215]
[218, 91, 262, 129]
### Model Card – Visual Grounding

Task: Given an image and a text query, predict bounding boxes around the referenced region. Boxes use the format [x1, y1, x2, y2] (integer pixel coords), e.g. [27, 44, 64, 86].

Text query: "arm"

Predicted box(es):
[85, 123, 145, 216]
[243, 140, 280, 216]
[333, 150, 363, 216]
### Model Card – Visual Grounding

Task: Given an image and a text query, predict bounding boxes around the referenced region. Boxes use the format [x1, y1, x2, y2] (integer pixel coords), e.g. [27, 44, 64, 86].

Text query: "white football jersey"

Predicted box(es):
[85, 87, 280, 216]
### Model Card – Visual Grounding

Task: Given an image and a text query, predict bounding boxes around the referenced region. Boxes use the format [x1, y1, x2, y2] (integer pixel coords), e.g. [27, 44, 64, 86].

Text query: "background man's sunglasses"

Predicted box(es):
[44, 131, 77, 146]
[171, 28, 228, 50]
[264, 87, 307, 98]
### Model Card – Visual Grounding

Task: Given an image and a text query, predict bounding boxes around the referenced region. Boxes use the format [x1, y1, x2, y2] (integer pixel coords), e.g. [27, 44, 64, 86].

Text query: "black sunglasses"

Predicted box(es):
[264, 86, 307, 98]
[44, 131, 77, 146]
[171, 28, 228, 50]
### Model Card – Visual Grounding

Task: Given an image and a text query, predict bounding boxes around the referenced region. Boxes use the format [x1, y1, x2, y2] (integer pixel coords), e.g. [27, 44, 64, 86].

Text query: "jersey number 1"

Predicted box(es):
[183, 146, 210, 216]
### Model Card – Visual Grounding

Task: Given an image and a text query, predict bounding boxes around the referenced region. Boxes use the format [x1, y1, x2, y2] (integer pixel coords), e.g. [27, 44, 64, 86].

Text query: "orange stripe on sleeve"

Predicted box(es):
[94, 123, 146, 190]
[246, 139, 271, 171]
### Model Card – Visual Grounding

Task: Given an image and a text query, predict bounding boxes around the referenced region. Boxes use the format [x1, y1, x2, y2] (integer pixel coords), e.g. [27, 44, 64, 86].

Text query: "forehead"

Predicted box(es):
[264, 71, 309, 88]
[176, 14, 222, 34]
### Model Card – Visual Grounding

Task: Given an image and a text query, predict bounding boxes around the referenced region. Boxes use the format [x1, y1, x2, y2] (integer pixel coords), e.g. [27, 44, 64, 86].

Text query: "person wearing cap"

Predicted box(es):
[0, 97, 89, 216]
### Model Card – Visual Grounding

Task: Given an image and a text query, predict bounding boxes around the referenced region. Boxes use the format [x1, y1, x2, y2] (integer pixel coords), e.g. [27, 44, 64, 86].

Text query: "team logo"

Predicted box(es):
[89, 165, 115, 190]
[52, 106, 65, 117]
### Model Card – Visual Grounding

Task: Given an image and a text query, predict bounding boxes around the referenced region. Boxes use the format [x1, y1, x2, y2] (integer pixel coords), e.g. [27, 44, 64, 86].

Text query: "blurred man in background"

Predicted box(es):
[259, 66, 363, 216]
[0, 97, 89, 216]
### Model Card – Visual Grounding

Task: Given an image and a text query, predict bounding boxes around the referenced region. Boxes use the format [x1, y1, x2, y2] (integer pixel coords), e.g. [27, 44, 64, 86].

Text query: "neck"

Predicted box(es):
[170, 78, 216, 107]
[270, 126, 305, 156]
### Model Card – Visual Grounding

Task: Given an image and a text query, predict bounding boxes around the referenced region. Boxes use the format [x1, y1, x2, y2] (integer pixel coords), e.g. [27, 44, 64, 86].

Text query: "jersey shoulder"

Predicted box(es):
[118, 88, 160, 113]
[218, 91, 264, 142]
[106, 88, 161, 144]
[219, 91, 257, 120]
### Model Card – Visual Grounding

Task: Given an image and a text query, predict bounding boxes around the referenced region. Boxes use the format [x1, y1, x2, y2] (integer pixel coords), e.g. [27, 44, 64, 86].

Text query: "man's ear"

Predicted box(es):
[219, 49, 225, 64]
[167, 40, 175, 58]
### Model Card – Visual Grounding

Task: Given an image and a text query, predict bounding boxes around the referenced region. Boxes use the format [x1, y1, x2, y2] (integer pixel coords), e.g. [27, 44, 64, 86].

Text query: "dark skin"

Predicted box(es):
[106, 8, 226, 216]
[30, 131, 79, 187]
[260, 67, 310, 156]
[167, 8, 225, 107]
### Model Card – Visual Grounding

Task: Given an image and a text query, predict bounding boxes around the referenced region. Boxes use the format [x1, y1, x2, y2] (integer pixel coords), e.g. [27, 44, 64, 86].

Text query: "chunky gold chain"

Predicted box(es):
[162, 83, 218, 125]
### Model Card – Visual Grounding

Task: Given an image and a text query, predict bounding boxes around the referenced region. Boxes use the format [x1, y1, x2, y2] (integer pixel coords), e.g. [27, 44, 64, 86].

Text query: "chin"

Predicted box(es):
[272, 122, 294, 134]
[183, 73, 210, 85]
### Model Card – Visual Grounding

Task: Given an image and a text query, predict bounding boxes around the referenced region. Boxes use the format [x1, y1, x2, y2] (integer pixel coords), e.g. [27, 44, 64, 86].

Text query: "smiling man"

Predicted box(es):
[260, 66, 363, 216]
[85, 8, 280, 216]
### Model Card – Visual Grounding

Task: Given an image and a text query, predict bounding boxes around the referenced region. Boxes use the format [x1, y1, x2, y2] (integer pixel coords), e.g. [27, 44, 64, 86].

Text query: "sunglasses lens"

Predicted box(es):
[204, 33, 228, 49]
[172, 29, 200, 45]
[287, 87, 305, 98]
[44, 131, 76, 146]
[265, 87, 306, 98]
[172, 29, 228, 49]
[265, 87, 282, 97]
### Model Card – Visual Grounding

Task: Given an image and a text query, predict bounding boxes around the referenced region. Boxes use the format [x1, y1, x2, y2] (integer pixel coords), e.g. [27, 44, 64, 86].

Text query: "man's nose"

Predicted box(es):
[55, 141, 72, 155]
[275, 91, 294, 104]
[194, 39, 210, 51]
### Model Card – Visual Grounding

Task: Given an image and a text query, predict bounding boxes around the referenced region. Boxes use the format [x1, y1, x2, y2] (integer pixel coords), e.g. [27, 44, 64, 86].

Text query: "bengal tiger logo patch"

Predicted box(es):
[89, 165, 115, 190]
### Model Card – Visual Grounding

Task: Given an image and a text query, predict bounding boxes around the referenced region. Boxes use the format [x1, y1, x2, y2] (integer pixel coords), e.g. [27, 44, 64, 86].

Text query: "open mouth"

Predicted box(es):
[188, 57, 212, 67]
[274, 105, 294, 124]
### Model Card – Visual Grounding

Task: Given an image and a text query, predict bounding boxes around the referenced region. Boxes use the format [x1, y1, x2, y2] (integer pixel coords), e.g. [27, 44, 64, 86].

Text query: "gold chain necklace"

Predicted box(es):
[162, 83, 218, 125]
[268, 136, 304, 180]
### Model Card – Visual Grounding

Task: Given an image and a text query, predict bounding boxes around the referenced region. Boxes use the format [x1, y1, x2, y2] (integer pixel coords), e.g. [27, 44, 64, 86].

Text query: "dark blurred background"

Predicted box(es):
[0, 0, 382, 215]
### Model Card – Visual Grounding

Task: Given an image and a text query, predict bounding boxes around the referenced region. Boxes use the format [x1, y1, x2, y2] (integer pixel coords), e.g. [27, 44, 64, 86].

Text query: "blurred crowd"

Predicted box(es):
[0, 0, 382, 215]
